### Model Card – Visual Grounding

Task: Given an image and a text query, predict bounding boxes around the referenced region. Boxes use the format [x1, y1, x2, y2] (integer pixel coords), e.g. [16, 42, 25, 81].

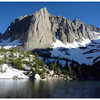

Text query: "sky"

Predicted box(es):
[0, 2, 100, 33]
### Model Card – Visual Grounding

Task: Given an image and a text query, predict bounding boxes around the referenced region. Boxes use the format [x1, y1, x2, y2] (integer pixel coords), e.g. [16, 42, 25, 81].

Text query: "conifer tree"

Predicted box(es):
[50, 63, 54, 70]
[57, 66, 61, 77]
[35, 52, 39, 62]
[78, 64, 82, 78]
[42, 62, 44, 69]
[1, 46, 6, 53]
[69, 64, 75, 79]
[35, 62, 39, 74]
[4, 54, 8, 63]
[18, 58, 23, 70]
[10, 49, 14, 59]
[54, 63, 57, 72]
[65, 61, 69, 71]
[0, 60, 3, 73]
[41, 68, 45, 79]
[63, 69, 68, 76]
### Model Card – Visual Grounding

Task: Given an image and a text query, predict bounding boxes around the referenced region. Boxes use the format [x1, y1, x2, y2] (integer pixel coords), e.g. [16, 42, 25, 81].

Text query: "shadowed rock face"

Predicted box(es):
[0, 32, 2, 41]
[3, 7, 100, 51]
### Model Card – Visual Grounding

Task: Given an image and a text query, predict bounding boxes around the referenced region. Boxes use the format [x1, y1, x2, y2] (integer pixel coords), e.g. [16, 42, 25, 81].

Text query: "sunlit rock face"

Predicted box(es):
[3, 7, 100, 51]
[3, 8, 53, 51]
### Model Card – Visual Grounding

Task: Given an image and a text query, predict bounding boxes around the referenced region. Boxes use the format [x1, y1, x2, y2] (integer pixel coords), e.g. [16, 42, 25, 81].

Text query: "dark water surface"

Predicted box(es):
[0, 79, 100, 98]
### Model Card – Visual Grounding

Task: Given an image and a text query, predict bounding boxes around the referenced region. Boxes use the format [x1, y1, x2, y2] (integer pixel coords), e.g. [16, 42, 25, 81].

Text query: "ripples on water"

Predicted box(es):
[0, 79, 100, 98]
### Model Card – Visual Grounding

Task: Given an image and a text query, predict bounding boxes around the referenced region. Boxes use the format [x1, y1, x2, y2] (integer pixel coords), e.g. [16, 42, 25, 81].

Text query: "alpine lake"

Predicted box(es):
[0, 79, 100, 98]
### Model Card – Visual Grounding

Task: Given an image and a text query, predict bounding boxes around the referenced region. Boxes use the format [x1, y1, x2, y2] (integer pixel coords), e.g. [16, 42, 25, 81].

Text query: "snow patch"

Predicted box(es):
[53, 38, 91, 49]
[0, 64, 28, 79]
[93, 31, 100, 35]
[0, 38, 22, 49]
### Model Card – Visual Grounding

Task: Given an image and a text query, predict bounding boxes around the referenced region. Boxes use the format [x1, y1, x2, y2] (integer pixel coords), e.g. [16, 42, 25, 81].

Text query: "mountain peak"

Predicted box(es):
[40, 7, 48, 12]
[74, 18, 81, 21]
[34, 7, 49, 16]
[73, 18, 85, 28]
[73, 18, 83, 24]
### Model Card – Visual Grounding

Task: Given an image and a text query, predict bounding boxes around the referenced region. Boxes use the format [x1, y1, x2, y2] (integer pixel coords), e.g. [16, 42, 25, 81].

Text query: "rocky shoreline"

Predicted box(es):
[0, 64, 73, 81]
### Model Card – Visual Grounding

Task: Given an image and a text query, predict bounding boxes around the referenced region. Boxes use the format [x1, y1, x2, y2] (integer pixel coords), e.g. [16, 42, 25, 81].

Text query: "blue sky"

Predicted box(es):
[0, 2, 100, 33]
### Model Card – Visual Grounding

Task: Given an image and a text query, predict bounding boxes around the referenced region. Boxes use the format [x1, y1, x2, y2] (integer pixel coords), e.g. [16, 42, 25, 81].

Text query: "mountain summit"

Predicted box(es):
[2, 7, 100, 51]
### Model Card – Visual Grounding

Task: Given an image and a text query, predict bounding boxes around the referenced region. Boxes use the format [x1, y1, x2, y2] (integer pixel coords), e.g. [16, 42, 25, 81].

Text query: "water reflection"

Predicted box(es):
[0, 79, 100, 98]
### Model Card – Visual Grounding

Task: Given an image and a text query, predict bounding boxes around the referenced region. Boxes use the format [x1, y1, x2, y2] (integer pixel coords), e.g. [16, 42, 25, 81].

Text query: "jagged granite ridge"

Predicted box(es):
[2, 7, 100, 51]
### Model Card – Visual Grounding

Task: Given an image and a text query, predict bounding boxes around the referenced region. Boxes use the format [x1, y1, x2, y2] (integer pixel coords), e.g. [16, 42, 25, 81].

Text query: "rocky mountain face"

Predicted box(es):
[2, 7, 100, 51]
[50, 16, 98, 43]
[0, 32, 2, 41]
[3, 8, 53, 51]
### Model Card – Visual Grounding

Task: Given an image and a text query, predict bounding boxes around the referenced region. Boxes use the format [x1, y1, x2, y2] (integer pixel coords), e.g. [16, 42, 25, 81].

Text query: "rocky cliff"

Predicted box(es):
[2, 7, 100, 51]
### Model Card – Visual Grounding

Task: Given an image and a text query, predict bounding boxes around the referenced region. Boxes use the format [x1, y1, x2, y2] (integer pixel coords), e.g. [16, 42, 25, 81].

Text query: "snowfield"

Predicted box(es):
[0, 64, 29, 79]
[51, 32, 100, 65]
[0, 38, 22, 49]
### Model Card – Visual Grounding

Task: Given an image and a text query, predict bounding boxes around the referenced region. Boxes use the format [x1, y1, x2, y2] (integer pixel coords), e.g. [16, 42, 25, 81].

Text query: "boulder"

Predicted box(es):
[49, 70, 54, 76]
[67, 75, 73, 81]
[12, 75, 18, 80]
[34, 74, 41, 80]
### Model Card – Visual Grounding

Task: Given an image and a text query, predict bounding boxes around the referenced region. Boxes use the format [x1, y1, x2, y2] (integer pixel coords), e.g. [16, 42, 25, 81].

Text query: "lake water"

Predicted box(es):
[0, 79, 100, 98]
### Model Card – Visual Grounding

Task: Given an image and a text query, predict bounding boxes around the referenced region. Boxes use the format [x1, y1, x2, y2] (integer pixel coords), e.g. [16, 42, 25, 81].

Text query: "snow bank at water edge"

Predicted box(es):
[0, 64, 29, 79]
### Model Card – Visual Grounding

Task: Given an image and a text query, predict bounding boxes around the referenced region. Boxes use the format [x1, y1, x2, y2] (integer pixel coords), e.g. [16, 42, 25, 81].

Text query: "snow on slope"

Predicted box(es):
[0, 38, 22, 49]
[51, 32, 100, 65]
[53, 38, 91, 49]
[0, 64, 28, 79]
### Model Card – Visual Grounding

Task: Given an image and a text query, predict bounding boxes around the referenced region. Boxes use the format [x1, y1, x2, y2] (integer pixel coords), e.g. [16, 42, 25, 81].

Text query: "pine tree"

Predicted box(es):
[0, 60, 3, 73]
[54, 63, 57, 72]
[50, 63, 54, 70]
[4, 54, 8, 63]
[10, 49, 14, 59]
[28, 55, 33, 67]
[42, 62, 44, 69]
[57, 66, 61, 77]
[18, 58, 23, 70]
[63, 69, 68, 76]
[41, 69, 45, 79]
[57, 60, 59, 66]
[1, 46, 6, 53]
[65, 61, 69, 71]
[69, 64, 75, 79]
[78, 64, 82, 78]
[0, 65, 3, 73]
[35, 52, 39, 62]
[35, 62, 39, 74]
[29, 55, 31, 62]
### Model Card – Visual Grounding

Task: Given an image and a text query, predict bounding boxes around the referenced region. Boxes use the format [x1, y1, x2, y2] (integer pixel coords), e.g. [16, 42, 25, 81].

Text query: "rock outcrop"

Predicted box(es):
[2, 7, 100, 51]
[50, 17, 98, 43]
[87, 24, 100, 32]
